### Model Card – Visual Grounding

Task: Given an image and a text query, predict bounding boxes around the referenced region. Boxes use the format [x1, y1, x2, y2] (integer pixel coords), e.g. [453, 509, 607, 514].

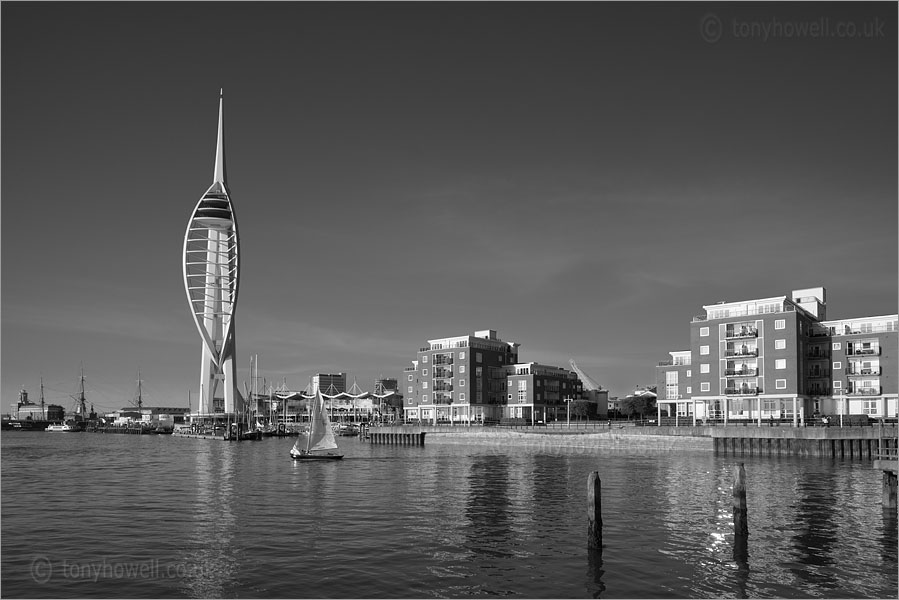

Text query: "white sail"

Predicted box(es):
[307, 389, 339, 452]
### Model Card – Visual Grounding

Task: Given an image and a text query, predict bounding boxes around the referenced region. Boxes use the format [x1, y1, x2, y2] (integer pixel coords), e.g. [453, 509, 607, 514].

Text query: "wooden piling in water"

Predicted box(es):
[587, 471, 602, 550]
[884, 472, 898, 509]
[733, 463, 748, 537]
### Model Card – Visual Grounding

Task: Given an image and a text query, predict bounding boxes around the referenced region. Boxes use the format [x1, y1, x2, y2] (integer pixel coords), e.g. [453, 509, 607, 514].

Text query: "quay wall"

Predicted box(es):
[370, 424, 898, 459]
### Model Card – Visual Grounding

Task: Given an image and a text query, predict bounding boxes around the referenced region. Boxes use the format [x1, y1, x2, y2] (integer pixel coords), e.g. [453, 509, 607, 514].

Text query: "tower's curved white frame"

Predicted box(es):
[183, 92, 241, 415]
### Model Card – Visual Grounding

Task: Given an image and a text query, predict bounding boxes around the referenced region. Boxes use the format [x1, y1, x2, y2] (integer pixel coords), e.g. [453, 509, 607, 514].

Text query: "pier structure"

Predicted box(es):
[183, 91, 242, 417]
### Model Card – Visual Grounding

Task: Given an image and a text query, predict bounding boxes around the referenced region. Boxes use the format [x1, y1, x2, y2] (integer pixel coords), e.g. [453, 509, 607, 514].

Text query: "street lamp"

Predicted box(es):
[565, 396, 573, 429]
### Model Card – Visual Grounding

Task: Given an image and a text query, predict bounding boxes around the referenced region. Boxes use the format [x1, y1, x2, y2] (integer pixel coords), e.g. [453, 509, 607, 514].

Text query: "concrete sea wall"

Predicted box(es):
[370, 424, 898, 459]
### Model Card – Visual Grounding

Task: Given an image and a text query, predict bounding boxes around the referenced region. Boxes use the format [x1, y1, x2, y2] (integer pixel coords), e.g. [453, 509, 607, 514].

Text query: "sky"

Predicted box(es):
[2, 2, 896, 414]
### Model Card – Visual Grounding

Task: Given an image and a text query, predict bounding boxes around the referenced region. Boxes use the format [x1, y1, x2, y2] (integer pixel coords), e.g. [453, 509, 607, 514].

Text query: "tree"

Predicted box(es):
[621, 390, 657, 420]
[570, 400, 593, 421]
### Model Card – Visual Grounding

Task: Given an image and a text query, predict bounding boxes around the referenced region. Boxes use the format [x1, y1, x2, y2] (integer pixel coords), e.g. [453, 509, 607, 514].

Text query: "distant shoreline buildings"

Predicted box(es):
[655, 286, 897, 424]
[402, 329, 607, 425]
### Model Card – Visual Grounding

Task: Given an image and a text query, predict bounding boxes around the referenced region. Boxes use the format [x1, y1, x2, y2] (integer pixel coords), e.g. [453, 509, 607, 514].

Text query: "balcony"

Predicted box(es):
[725, 349, 758, 358]
[432, 383, 453, 392]
[725, 368, 757, 377]
[848, 348, 880, 356]
[432, 369, 453, 379]
[806, 371, 830, 379]
[725, 328, 758, 340]
[433, 356, 454, 366]
[847, 367, 881, 376]
[725, 387, 761, 396]
[847, 387, 881, 396]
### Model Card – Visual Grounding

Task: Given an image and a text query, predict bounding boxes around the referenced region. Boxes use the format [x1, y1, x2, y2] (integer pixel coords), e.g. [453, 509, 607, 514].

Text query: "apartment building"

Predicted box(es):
[505, 362, 585, 422]
[403, 329, 588, 424]
[656, 287, 897, 424]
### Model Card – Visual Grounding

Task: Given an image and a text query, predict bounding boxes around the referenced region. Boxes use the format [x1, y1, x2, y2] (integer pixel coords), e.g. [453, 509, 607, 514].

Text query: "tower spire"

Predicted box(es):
[214, 89, 226, 184]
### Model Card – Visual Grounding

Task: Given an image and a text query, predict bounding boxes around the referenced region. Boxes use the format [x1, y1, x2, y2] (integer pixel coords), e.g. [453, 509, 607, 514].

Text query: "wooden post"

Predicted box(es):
[883, 471, 898, 510]
[587, 471, 602, 549]
[733, 463, 748, 536]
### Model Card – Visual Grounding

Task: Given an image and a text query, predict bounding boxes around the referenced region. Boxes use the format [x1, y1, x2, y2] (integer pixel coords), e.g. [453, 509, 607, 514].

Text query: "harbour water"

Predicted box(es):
[1, 431, 896, 598]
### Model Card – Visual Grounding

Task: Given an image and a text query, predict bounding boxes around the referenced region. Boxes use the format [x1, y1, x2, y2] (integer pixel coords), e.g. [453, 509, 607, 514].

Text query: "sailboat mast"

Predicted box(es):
[137, 370, 143, 409]
[79, 367, 86, 417]
[305, 393, 315, 453]
[40, 376, 45, 420]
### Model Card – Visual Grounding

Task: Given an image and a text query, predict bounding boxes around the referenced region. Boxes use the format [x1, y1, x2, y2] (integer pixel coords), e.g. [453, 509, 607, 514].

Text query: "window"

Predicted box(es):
[775, 379, 787, 389]
[863, 400, 877, 415]
[408, 374, 413, 381]
[832, 342, 841, 351]
[700, 345, 710, 355]
[700, 327, 709, 337]
[422, 355, 428, 363]
[407, 386, 412, 393]
[459, 379, 465, 387]
[518, 390, 527, 402]
[686, 386, 692, 394]
[422, 381, 428, 389]
[700, 382, 710, 392]
[476, 352, 483, 363]
[422, 394, 428, 402]
[700, 364, 710, 374]
[666, 372, 678, 399]
[775, 339, 786, 350]
[459, 366, 465, 373]
[775, 319, 785, 330]
[459, 351, 466, 360]
[775, 359, 786, 369]
[686, 370, 692, 377]
[508, 394, 513, 401]
[833, 380, 842, 389]
[459, 393, 465, 401]
[518, 380, 527, 390]
[833, 362, 841, 370]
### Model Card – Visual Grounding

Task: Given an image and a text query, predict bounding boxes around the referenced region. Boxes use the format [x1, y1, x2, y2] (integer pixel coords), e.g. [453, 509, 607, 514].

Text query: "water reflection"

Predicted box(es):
[464, 455, 512, 559]
[586, 548, 606, 598]
[790, 466, 839, 591]
[179, 443, 240, 598]
[732, 534, 750, 599]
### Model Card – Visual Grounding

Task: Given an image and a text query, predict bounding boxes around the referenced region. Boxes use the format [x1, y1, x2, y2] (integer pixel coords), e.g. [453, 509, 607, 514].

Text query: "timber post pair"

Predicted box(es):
[586, 463, 748, 550]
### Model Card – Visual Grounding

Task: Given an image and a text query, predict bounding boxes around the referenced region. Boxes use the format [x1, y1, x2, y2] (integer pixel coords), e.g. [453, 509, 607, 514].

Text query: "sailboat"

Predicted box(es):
[290, 389, 343, 460]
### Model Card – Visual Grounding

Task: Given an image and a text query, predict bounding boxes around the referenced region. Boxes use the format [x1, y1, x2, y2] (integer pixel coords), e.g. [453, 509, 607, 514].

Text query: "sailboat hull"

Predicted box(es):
[290, 451, 343, 460]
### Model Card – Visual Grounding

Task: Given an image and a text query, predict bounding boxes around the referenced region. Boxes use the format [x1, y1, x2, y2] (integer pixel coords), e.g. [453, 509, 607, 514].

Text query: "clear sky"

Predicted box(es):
[2, 2, 896, 413]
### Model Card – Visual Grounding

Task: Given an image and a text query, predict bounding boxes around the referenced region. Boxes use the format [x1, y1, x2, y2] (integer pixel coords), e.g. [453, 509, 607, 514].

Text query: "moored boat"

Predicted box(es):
[46, 422, 78, 432]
